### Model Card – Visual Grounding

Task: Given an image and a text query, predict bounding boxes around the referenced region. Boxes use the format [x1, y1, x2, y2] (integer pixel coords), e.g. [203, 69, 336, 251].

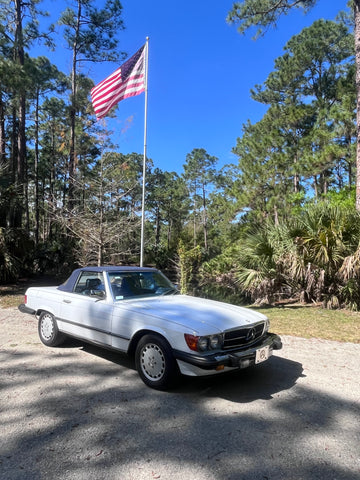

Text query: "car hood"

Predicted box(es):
[115, 294, 267, 334]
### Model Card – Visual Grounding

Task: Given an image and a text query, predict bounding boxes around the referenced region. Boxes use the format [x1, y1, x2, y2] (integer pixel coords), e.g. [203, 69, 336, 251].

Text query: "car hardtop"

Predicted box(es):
[57, 266, 159, 293]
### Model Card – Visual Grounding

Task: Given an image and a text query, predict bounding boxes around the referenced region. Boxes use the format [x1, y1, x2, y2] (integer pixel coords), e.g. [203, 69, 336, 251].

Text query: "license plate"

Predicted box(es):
[255, 345, 270, 364]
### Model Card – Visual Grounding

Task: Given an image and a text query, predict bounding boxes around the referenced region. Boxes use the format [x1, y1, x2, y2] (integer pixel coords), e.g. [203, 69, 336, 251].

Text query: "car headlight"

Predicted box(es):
[197, 337, 209, 351]
[209, 335, 221, 349]
[184, 333, 223, 352]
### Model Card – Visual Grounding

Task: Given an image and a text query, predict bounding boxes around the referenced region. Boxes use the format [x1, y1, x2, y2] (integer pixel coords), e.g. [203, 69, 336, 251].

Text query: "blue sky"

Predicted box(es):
[40, 0, 345, 174]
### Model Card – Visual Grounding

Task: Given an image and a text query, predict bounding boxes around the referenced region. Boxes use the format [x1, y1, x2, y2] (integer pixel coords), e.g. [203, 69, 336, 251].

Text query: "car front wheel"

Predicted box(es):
[135, 334, 179, 390]
[38, 311, 65, 347]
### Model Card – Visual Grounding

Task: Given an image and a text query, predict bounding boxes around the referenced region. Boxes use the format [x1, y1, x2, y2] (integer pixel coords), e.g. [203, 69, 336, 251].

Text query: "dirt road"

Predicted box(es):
[0, 306, 359, 480]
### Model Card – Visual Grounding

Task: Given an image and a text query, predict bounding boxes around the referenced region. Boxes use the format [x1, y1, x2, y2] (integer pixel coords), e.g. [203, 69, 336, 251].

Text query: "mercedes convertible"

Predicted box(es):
[19, 266, 282, 390]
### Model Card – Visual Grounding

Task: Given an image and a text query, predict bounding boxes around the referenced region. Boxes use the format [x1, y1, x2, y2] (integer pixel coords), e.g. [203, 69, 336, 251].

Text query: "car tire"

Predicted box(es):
[38, 311, 66, 347]
[135, 334, 179, 390]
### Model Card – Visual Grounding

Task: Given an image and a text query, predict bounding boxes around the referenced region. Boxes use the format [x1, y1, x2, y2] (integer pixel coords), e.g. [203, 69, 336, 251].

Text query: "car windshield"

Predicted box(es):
[108, 271, 178, 300]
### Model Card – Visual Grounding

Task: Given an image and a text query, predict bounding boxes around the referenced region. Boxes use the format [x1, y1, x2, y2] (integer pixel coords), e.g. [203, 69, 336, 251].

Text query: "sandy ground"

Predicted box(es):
[0, 306, 359, 480]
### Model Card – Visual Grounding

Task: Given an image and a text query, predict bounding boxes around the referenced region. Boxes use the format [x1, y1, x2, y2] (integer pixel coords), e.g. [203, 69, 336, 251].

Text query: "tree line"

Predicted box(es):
[2, 1, 360, 309]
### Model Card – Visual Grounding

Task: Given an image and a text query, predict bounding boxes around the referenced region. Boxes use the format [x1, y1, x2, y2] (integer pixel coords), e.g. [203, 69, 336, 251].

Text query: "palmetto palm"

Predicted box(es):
[234, 203, 360, 306]
[291, 203, 359, 304]
[235, 223, 289, 304]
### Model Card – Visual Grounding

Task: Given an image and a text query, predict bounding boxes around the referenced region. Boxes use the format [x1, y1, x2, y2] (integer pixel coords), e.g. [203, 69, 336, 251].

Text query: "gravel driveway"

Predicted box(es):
[0, 306, 359, 480]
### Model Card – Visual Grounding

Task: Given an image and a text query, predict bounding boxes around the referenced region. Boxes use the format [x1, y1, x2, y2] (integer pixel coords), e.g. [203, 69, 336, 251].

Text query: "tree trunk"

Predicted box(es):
[0, 92, 5, 163]
[155, 206, 161, 248]
[274, 204, 279, 226]
[68, 0, 81, 210]
[313, 176, 318, 199]
[293, 154, 299, 193]
[167, 218, 172, 250]
[0, 92, 6, 228]
[34, 90, 40, 246]
[202, 183, 208, 250]
[354, 1, 360, 210]
[14, 0, 27, 229]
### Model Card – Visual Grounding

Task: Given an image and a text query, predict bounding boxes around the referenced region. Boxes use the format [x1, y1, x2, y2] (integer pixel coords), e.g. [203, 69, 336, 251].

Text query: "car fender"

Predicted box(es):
[127, 325, 177, 356]
[25, 286, 62, 320]
[34, 304, 58, 318]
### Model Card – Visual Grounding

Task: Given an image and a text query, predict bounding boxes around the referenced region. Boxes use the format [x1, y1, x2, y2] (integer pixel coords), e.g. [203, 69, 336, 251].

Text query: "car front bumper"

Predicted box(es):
[174, 332, 282, 376]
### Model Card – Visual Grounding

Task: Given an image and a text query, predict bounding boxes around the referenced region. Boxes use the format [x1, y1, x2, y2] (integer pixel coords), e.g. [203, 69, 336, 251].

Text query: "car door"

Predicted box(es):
[58, 270, 113, 346]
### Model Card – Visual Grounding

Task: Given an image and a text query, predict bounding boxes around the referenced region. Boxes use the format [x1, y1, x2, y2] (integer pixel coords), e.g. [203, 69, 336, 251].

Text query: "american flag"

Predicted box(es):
[91, 45, 146, 119]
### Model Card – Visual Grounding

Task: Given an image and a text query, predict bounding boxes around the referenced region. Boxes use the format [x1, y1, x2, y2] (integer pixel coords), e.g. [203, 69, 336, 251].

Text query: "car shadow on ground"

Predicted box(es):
[178, 355, 304, 403]
[59, 339, 303, 403]
[58, 338, 136, 371]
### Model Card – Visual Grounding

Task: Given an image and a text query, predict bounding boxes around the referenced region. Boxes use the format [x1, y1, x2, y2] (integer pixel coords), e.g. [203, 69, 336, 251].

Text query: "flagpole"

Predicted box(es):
[140, 37, 149, 267]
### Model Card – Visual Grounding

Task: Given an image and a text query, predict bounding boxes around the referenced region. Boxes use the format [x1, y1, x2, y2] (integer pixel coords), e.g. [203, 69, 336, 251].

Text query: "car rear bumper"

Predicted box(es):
[174, 332, 282, 376]
[18, 304, 36, 315]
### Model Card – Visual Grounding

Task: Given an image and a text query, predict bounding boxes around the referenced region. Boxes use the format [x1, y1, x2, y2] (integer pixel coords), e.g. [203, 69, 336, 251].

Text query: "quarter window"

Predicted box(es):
[74, 271, 105, 297]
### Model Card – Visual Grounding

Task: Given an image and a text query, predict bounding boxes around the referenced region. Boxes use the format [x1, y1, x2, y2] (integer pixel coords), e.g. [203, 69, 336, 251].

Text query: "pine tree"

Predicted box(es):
[228, 0, 360, 209]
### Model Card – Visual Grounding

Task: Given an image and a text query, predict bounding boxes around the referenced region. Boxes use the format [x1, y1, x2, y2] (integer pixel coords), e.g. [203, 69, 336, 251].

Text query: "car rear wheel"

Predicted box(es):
[38, 311, 66, 347]
[135, 334, 179, 390]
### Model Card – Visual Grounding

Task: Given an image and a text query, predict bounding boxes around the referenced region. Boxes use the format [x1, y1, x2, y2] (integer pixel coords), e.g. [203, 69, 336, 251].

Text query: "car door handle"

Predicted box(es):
[63, 299, 72, 304]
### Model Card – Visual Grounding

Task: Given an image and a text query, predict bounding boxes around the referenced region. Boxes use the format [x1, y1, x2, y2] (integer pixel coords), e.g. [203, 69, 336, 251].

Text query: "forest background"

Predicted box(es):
[2, 0, 360, 311]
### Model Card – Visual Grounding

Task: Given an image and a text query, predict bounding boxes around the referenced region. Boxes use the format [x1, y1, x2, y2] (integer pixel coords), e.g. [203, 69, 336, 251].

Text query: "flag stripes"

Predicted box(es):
[91, 45, 145, 119]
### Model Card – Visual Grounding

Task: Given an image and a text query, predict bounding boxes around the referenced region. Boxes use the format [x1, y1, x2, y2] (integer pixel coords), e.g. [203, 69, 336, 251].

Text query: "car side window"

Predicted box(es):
[74, 271, 105, 297]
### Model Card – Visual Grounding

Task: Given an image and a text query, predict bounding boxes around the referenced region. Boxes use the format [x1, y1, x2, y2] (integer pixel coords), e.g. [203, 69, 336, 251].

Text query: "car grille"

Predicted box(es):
[223, 322, 265, 349]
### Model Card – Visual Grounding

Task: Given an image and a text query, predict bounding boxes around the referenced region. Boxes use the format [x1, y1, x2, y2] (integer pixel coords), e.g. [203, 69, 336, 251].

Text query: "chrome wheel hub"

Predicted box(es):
[140, 343, 165, 380]
[41, 315, 54, 340]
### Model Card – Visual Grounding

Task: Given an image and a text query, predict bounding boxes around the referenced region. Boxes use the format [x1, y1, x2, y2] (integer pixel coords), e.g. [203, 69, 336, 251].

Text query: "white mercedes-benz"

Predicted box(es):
[19, 266, 282, 390]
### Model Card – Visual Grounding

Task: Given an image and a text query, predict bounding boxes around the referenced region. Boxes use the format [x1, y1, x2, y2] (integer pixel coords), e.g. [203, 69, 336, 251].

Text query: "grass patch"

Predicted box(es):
[0, 283, 25, 309]
[0, 294, 24, 309]
[255, 304, 360, 343]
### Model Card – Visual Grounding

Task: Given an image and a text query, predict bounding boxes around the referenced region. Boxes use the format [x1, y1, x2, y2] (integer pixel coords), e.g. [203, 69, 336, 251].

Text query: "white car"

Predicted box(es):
[19, 266, 282, 390]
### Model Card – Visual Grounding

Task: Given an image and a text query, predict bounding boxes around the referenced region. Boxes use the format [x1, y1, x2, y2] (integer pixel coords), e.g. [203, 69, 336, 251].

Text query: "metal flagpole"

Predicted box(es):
[140, 37, 149, 267]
